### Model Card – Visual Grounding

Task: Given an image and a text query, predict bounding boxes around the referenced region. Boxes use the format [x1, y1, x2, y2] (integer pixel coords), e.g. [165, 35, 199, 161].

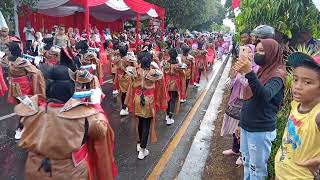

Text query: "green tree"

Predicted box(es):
[146, 0, 226, 30]
[0, 0, 38, 35]
[235, 0, 320, 38]
[0, 0, 38, 19]
[211, 23, 231, 33]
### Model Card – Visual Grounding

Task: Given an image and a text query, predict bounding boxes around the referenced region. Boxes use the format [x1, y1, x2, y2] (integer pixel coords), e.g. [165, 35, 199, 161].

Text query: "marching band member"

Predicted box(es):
[115, 44, 135, 116]
[42, 35, 60, 66]
[180, 45, 195, 102]
[7, 42, 46, 104]
[110, 40, 120, 95]
[99, 41, 110, 79]
[163, 49, 186, 125]
[0, 27, 11, 65]
[193, 41, 208, 87]
[125, 51, 165, 159]
[16, 66, 116, 180]
[6, 41, 46, 140]
[206, 38, 215, 68]
[80, 51, 103, 85]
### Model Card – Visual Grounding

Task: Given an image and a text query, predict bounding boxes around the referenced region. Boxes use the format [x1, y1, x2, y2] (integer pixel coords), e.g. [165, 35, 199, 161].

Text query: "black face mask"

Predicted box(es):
[254, 53, 266, 66]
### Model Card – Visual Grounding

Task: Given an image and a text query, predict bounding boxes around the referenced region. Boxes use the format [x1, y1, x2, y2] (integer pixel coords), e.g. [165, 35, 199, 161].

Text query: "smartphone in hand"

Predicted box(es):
[239, 46, 250, 61]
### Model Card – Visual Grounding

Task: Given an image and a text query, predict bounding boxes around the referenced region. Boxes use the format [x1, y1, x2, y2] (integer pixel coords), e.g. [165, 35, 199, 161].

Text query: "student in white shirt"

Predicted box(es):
[23, 22, 35, 52]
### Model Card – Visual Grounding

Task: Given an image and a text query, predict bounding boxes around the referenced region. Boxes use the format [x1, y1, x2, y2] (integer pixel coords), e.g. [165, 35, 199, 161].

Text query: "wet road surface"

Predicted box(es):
[0, 58, 226, 180]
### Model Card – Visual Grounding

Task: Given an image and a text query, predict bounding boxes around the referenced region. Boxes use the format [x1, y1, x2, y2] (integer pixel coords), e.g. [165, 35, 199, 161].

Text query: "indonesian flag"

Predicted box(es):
[232, 0, 240, 9]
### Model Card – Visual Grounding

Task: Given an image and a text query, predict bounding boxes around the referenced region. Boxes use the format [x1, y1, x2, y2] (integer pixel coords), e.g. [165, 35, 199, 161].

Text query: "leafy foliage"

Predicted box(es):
[235, 0, 320, 38]
[268, 73, 293, 177]
[211, 23, 231, 33]
[146, 0, 226, 30]
[0, 0, 39, 22]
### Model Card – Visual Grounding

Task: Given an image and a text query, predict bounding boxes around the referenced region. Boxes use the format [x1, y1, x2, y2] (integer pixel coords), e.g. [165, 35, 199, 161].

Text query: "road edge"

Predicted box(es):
[147, 54, 231, 180]
[177, 55, 232, 180]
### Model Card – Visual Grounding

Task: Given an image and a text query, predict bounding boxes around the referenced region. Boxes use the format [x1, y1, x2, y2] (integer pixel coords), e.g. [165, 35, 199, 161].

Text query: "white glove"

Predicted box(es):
[0, 51, 5, 58]
[151, 61, 160, 70]
[177, 56, 182, 64]
[34, 56, 42, 66]
[90, 88, 103, 104]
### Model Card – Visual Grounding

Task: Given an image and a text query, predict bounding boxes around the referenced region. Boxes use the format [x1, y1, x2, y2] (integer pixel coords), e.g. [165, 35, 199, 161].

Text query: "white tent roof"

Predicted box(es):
[0, 11, 8, 29]
[35, 0, 159, 22]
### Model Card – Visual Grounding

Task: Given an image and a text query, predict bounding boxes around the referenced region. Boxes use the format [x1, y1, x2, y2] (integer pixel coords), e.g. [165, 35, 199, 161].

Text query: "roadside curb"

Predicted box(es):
[177, 54, 232, 180]
[147, 54, 231, 180]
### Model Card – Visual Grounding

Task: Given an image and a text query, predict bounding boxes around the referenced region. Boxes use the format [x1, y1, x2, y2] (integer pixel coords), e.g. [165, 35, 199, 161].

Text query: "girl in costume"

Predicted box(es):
[163, 49, 186, 125]
[110, 39, 120, 95]
[115, 44, 135, 116]
[206, 39, 215, 68]
[17, 66, 116, 180]
[6, 42, 46, 140]
[125, 51, 165, 159]
[193, 41, 208, 87]
[180, 45, 195, 103]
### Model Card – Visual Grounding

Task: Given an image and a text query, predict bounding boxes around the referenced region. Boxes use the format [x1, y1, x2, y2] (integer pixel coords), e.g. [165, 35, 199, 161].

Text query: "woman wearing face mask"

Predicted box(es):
[233, 39, 286, 180]
[221, 44, 259, 166]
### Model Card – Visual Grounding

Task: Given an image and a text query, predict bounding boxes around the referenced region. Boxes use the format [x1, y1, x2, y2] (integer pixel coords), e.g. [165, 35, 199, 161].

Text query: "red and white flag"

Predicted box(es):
[232, 0, 240, 9]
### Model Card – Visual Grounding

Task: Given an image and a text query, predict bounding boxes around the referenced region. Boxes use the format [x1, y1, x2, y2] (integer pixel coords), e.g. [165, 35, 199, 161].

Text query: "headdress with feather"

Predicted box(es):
[287, 44, 320, 68]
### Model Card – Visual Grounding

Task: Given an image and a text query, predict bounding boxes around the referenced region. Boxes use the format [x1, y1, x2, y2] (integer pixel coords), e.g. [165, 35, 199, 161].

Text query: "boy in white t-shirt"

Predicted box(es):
[23, 22, 35, 52]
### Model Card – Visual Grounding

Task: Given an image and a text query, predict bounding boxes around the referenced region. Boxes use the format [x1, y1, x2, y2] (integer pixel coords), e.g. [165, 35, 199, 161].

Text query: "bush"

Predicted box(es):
[268, 73, 293, 178]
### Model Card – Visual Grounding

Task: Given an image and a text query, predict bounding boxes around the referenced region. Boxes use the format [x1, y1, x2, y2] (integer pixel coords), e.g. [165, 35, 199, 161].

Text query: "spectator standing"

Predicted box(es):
[23, 22, 35, 52]
[233, 39, 287, 180]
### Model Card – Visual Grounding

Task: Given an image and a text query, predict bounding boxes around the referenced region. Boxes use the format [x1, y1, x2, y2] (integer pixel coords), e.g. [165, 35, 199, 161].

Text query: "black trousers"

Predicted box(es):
[186, 79, 190, 91]
[166, 91, 179, 118]
[197, 69, 203, 83]
[121, 92, 127, 109]
[26, 40, 32, 52]
[17, 120, 24, 130]
[112, 73, 115, 86]
[138, 116, 152, 149]
[232, 133, 240, 153]
[16, 101, 24, 130]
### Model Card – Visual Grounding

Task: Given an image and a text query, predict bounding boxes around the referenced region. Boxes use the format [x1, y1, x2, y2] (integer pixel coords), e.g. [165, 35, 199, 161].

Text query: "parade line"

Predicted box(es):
[148, 55, 229, 179]
[0, 113, 16, 121]
[178, 54, 232, 179]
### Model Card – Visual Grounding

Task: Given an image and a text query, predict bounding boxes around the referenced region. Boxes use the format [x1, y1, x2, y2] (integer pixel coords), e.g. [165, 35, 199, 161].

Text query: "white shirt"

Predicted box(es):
[95, 34, 101, 43]
[23, 27, 35, 41]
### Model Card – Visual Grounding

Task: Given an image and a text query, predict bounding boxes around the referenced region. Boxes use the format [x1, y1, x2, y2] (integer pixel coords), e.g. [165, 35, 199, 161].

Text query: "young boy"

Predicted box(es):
[275, 52, 320, 179]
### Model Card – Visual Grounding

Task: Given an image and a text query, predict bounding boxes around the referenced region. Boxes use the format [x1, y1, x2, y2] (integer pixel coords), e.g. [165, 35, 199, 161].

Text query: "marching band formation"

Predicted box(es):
[0, 25, 231, 179]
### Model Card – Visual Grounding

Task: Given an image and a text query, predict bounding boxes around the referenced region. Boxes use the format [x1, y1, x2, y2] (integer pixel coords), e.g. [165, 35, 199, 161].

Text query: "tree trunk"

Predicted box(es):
[13, 0, 20, 38]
